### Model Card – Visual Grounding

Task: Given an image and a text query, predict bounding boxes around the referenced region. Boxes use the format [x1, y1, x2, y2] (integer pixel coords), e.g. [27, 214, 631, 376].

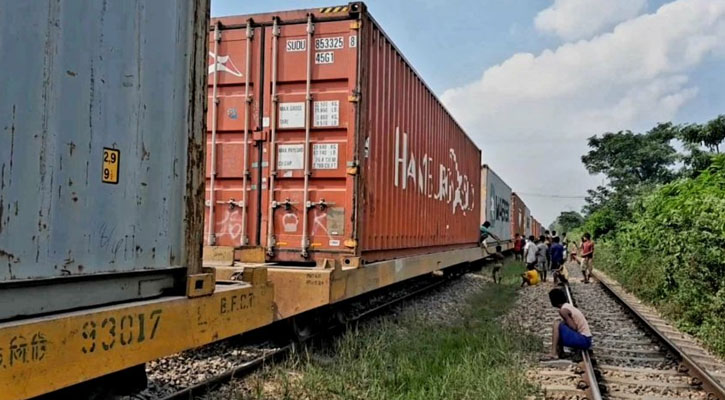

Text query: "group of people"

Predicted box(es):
[514, 231, 595, 286]
[480, 223, 595, 360]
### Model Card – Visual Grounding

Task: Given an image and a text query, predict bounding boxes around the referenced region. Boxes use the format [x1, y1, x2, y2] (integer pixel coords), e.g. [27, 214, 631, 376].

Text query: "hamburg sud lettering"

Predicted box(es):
[393, 127, 475, 215]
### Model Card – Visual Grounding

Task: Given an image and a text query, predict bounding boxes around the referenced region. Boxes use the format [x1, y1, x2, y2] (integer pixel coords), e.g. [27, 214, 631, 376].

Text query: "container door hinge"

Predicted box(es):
[348, 93, 360, 102]
[349, 20, 361, 30]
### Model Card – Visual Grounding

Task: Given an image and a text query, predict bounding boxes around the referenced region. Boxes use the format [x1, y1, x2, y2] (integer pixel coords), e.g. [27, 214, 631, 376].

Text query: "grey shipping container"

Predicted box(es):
[480, 164, 512, 246]
[0, 0, 209, 320]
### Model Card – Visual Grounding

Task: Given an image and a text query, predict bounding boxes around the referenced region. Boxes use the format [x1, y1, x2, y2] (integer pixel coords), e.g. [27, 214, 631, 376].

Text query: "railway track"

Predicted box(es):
[126, 267, 469, 400]
[538, 266, 725, 400]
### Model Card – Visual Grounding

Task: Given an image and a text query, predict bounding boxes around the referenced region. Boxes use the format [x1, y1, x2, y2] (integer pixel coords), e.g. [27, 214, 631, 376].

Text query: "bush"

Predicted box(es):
[599, 155, 725, 356]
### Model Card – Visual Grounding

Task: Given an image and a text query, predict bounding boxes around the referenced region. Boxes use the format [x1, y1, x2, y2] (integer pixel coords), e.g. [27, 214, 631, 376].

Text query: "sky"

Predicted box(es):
[212, 0, 725, 226]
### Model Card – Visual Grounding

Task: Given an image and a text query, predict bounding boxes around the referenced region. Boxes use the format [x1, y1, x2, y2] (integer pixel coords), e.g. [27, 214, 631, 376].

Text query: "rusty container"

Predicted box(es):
[206, 3, 481, 264]
[0, 1, 209, 320]
[510, 193, 527, 237]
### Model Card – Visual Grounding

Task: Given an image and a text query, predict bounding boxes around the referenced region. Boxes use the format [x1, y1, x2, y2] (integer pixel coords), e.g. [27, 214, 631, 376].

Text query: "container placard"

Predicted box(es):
[327, 207, 345, 235]
[313, 143, 338, 170]
[277, 144, 304, 170]
[279, 102, 305, 128]
[314, 100, 339, 127]
[102, 148, 120, 184]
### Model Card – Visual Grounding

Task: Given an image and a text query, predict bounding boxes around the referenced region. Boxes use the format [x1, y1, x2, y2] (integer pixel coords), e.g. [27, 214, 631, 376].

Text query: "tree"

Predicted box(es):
[579, 123, 679, 237]
[679, 115, 725, 177]
[552, 211, 584, 234]
[680, 115, 725, 153]
[581, 122, 679, 191]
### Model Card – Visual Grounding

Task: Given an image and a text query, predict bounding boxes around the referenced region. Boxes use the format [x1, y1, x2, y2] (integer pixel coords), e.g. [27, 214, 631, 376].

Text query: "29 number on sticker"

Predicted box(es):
[102, 148, 120, 184]
[315, 51, 334, 64]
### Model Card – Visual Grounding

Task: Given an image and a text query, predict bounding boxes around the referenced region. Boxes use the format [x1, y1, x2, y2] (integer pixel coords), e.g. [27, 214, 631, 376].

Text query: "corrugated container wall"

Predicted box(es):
[480, 165, 512, 246]
[0, 0, 209, 320]
[206, 3, 481, 264]
[510, 193, 525, 237]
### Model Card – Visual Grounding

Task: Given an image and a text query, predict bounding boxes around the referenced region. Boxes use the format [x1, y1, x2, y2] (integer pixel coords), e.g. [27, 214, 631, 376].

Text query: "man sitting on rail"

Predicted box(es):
[542, 288, 592, 360]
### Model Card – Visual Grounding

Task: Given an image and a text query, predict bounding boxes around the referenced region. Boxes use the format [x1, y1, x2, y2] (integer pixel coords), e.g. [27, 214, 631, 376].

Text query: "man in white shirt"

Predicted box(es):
[524, 235, 538, 268]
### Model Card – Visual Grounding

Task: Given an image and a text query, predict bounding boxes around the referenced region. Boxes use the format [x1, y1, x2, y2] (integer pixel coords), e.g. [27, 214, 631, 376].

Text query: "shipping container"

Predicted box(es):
[480, 164, 512, 248]
[0, 1, 208, 320]
[206, 3, 481, 264]
[510, 192, 526, 237]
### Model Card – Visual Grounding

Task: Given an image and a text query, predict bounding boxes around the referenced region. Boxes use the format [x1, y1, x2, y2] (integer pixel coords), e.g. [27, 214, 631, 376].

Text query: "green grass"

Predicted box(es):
[235, 256, 536, 400]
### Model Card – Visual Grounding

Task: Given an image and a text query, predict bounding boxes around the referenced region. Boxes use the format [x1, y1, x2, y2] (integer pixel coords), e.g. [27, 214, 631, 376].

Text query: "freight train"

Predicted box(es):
[0, 2, 544, 399]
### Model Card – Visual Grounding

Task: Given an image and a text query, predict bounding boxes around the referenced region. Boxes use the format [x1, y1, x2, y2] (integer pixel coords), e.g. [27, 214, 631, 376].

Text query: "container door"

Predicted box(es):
[205, 25, 263, 247]
[262, 20, 359, 262]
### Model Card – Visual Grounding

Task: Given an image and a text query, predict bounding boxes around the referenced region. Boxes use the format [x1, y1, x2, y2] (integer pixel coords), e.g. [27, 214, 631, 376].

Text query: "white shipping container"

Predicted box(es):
[480, 165, 513, 247]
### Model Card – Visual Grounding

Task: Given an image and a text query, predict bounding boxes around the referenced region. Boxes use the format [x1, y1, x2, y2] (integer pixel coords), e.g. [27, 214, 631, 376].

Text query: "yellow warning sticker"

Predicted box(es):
[102, 148, 120, 184]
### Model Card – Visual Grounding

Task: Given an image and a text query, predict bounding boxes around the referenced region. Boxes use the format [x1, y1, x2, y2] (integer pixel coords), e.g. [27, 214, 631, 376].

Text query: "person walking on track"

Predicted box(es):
[580, 233, 594, 283]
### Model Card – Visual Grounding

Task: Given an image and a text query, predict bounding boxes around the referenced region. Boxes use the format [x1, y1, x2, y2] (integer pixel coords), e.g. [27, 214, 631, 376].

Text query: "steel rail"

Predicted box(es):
[593, 270, 725, 400]
[160, 275, 452, 400]
[563, 282, 603, 400]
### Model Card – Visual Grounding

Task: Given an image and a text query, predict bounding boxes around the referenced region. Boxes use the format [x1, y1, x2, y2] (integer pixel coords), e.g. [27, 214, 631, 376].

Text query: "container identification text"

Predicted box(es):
[286, 39, 306, 52]
[315, 51, 334, 64]
[315, 37, 344, 50]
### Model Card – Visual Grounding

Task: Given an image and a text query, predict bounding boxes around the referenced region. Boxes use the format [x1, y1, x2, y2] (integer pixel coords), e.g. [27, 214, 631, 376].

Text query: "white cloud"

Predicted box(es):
[442, 0, 725, 224]
[535, 0, 648, 41]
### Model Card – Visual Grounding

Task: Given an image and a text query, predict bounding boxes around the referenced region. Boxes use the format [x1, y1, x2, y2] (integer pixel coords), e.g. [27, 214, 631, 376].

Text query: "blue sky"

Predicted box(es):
[212, 0, 725, 225]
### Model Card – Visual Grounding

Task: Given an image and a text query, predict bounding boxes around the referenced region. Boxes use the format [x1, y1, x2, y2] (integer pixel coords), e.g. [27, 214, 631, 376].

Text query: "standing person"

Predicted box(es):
[536, 235, 549, 282]
[513, 233, 524, 261]
[550, 237, 566, 285]
[491, 245, 505, 284]
[545, 234, 552, 271]
[561, 232, 569, 259]
[524, 235, 538, 270]
[580, 233, 595, 283]
[542, 288, 592, 360]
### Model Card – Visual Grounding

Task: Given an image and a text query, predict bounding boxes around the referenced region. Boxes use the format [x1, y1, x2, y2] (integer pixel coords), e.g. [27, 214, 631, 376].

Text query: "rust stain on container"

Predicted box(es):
[206, 3, 481, 264]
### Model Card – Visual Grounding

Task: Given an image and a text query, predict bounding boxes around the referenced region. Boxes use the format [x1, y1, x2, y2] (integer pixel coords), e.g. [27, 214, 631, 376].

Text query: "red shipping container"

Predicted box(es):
[511, 192, 526, 237]
[205, 3, 481, 264]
